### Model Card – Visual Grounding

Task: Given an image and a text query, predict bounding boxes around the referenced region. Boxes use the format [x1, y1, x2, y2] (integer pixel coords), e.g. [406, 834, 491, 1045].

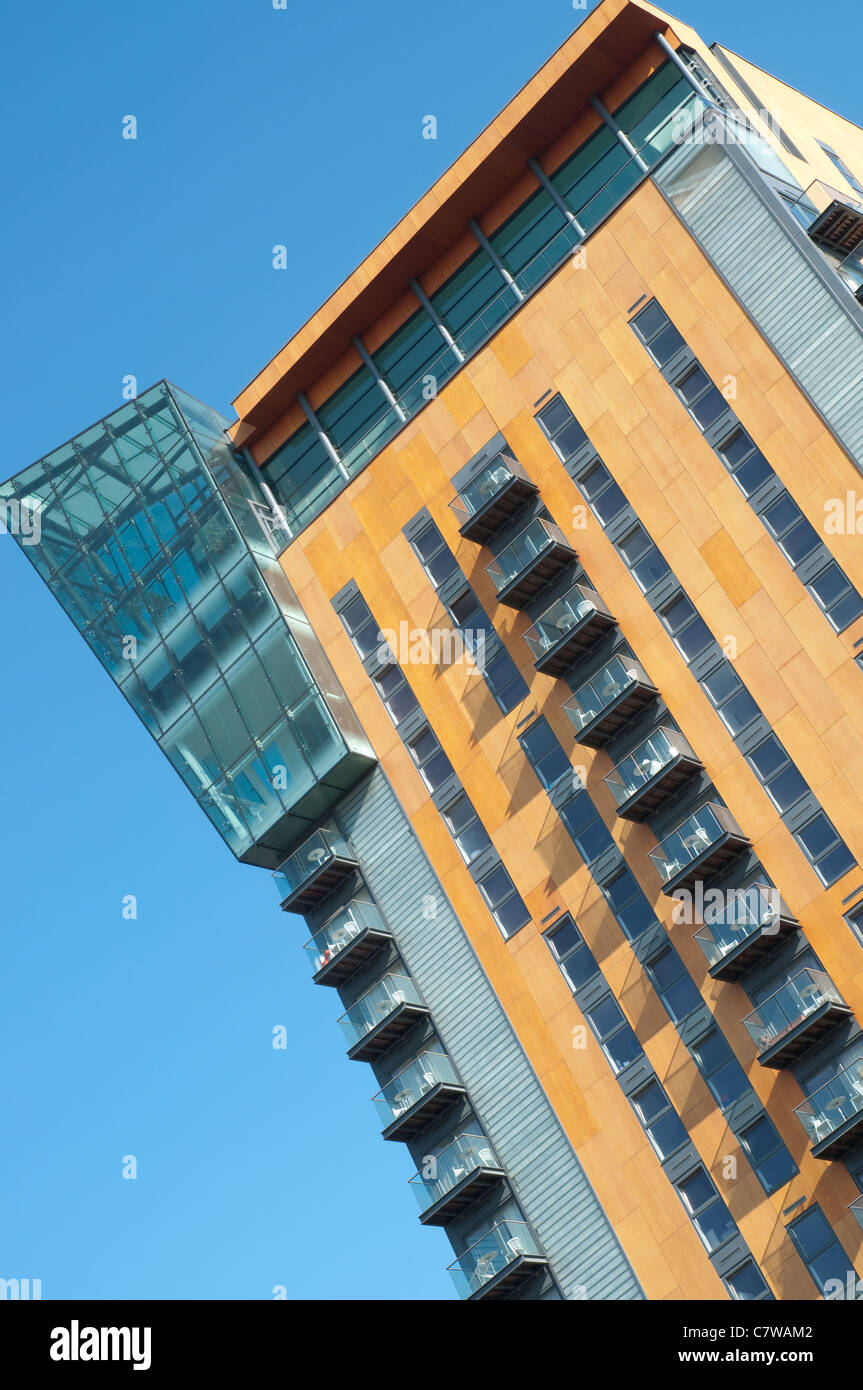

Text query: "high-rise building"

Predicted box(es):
[7, 0, 863, 1300]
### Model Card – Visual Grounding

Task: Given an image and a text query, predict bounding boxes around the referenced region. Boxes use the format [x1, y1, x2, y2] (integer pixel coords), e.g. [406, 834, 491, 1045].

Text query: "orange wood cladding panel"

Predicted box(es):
[260, 83, 863, 1302]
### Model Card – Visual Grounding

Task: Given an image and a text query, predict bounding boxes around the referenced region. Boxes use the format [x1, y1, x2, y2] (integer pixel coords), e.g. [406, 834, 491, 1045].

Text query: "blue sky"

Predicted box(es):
[1, 0, 860, 1301]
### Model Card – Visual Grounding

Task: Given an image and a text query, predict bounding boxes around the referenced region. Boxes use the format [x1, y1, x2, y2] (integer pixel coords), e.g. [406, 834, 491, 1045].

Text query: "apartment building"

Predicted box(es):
[7, 0, 863, 1299]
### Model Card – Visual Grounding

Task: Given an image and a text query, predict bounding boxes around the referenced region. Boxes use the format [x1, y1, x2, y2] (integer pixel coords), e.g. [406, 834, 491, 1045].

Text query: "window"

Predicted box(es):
[690, 1028, 749, 1109]
[559, 791, 615, 864]
[631, 300, 686, 367]
[579, 460, 628, 524]
[443, 794, 492, 864]
[648, 947, 703, 1023]
[748, 735, 808, 813]
[449, 588, 491, 643]
[761, 495, 820, 565]
[482, 647, 529, 714]
[618, 524, 671, 591]
[816, 141, 863, 197]
[406, 725, 454, 791]
[411, 521, 460, 588]
[796, 813, 855, 886]
[660, 594, 714, 662]
[374, 663, 419, 724]
[717, 429, 773, 498]
[477, 865, 530, 938]
[701, 664, 759, 736]
[535, 395, 590, 461]
[787, 1206, 858, 1298]
[674, 363, 729, 431]
[809, 562, 863, 632]
[546, 915, 600, 990]
[632, 1080, 688, 1160]
[602, 867, 656, 940]
[677, 1169, 737, 1252]
[726, 1261, 772, 1301]
[519, 718, 571, 789]
[739, 1116, 798, 1195]
[845, 899, 863, 948]
[340, 593, 384, 660]
[585, 996, 643, 1074]
[448, 588, 527, 713]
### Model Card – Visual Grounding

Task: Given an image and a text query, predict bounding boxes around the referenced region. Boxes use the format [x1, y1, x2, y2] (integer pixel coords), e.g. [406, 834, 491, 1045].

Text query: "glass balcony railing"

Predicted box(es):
[447, 1221, 544, 1299]
[693, 882, 790, 969]
[795, 1058, 863, 1152]
[485, 518, 574, 598]
[787, 178, 863, 228]
[409, 1133, 501, 1216]
[785, 180, 863, 300]
[337, 973, 423, 1050]
[604, 726, 699, 810]
[742, 969, 846, 1058]
[302, 898, 389, 978]
[849, 1194, 863, 1230]
[523, 584, 612, 665]
[448, 453, 537, 534]
[563, 655, 655, 741]
[648, 803, 747, 888]
[272, 827, 356, 911]
[372, 1051, 462, 1130]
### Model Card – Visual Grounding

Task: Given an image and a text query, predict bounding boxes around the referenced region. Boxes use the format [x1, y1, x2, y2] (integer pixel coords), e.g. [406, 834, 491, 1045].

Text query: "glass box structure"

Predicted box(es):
[0, 382, 373, 866]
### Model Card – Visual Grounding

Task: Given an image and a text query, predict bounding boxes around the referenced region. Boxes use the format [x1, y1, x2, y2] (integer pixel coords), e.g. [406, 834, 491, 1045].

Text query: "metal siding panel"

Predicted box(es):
[335, 768, 643, 1300]
[656, 145, 863, 469]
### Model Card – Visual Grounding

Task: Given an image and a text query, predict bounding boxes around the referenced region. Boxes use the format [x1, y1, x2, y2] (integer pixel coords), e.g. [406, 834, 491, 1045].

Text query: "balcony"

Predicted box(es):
[604, 726, 702, 822]
[485, 518, 577, 608]
[789, 179, 863, 257]
[563, 656, 658, 748]
[338, 973, 429, 1062]
[273, 828, 357, 913]
[693, 883, 798, 982]
[522, 583, 616, 676]
[648, 804, 750, 894]
[409, 1133, 506, 1226]
[372, 1051, 465, 1141]
[302, 898, 392, 986]
[795, 1058, 863, 1159]
[449, 454, 539, 543]
[849, 1195, 863, 1230]
[447, 1221, 547, 1300]
[741, 969, 850, 1069]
